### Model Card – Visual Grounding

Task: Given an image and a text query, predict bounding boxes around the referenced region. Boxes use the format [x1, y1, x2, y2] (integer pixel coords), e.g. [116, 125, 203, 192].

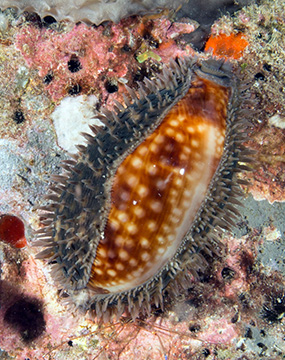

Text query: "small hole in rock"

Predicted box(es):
[68, 84, 82, 95]
[68, 56, 82, 73]
[42, 16, 57, 27]
[105, 80, 118, 93]
[43, 72, 53, 85]
[13, 110, 25, 124]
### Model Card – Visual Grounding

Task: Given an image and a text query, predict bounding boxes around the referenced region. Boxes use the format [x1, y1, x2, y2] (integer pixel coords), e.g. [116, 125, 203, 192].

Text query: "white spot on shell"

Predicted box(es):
[172, 217, 181, 224]
[127, 223, 138, 235]
[169, 189, 178, 197]
[95, 268, 103, 275]
[120, 190, 130, 202]
[166, 128, 175, 137]
[117, 212, 129, 223]
[148, 164, 158, 176]
[197, 124, 206, 132]
[133, 206, 146, 218]
[184, 189, 192, 198]
[129, 258, 138, 267]
[150, 200, 162, 213]
[107, 269, 117, 277]
[140, 238, 150, 248]
[137, 146, 148, 156]
[173, 207, 183, 217]
[115, 262, 125, 271]
[179, 152, 188, 161]
[150, 143, 159, 153]
[119, 249, 129, 261]
[170, 120, 179, 127]
[156, 179, 167, 190]
[133, 268, 144, 277]
[115, 236, 124, 246]
[191, 139, 199, 148]
[157, 236, 166, 245]
[132, 156, 143, 169]
[168, 234, 176, 241]
[127, 175, 139, 187]
[137, 184, 149, 197]
[125, 238, 134, 248]
[175, 177, 183, 186]
[175, 132, 184, 143]
[187, 126, 195, 133]
[162, 225, 170, 233]
[154, 134, 165, 144]
[107, 249, 116, 259]
[147, 220, 158, 232]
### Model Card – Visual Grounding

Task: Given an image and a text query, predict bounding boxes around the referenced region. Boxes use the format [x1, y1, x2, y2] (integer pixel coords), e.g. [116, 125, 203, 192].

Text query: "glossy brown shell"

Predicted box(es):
[35, 57, 252, 321]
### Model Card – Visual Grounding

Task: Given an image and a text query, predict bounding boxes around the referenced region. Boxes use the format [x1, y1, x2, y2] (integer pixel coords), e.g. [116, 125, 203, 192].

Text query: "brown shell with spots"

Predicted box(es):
[35, 57, 252, 321]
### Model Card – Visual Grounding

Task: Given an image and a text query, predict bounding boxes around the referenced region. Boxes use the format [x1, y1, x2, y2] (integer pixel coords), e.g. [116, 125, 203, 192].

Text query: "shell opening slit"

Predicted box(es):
[36, 58, 249, 320]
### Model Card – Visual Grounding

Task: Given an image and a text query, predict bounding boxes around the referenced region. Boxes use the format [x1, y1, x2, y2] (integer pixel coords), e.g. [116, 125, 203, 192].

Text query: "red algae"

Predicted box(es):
[15, 16, 194, 104]
[16, 21, 133, 102]
[0, 214, 27, 248]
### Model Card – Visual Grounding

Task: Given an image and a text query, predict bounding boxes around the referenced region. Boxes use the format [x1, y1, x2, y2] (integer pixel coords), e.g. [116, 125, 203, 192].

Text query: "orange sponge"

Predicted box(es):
[205, 33, 248, 60]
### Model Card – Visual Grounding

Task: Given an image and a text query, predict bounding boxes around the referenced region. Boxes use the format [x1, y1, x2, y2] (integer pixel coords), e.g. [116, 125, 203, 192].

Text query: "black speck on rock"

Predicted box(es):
[4, 298, 46, 342]
[68, 84, 82, 95]
[189, 324, 201, 332]
[68, 56, 82, 73]
[254, 72, 265, 81]
[122, 44, 132, 52]
[13, 110, 25, 124]
[261, 292, 285, 323]
[105, 79, 118, 93]
[202, 348, 210, 357]
[221, 266, 235, 280]
[263, 63, 271, 72]
[43, 72, 54, 85]
[244, 327, 253, 339]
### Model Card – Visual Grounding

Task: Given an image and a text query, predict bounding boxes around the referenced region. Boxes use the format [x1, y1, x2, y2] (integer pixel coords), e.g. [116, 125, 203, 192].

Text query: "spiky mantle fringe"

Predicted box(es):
[34, 57, 254, 322]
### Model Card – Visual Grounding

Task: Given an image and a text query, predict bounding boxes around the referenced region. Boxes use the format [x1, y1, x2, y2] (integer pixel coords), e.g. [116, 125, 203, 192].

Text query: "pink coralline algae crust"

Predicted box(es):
[32, 231, 282, 360]
[15, 16, 194, 104]
[215, 236, 255, 299]
[0, 223, 279, 360]
[199, 318, 238, 344]
[245, 123, 285, 203]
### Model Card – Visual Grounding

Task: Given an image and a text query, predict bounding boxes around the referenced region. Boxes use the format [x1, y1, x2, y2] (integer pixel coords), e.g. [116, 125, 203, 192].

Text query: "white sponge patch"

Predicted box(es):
[51, 95, 103, 154]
